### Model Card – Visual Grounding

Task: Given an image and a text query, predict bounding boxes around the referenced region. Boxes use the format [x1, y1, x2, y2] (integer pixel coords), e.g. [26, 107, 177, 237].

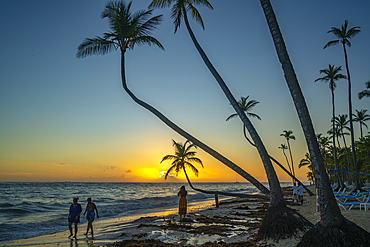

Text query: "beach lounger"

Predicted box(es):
[360, 201, 370, 211]
[339, 195, 370, 211]
[334, 188, 346, 196]
[336, 192, 364, 203]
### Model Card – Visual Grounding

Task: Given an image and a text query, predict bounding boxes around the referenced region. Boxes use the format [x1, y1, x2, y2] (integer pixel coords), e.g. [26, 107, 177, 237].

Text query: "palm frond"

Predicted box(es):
[165, 164, 176, 179]
[185, 161, 199, 177]
[76, 37, 117, 58]
[226, 113, 238, 121]
[160, 154, 178, 163]
[187, 4, 205, 30]
[148, 0, 172, 9]
[324, 40, 339, 49]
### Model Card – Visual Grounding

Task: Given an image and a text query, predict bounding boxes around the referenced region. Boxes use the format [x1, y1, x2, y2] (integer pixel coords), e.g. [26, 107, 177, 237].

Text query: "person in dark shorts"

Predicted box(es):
[177, 185, 188, 220]
[83, 197, 99, 237]
[68, 197, 82, 238]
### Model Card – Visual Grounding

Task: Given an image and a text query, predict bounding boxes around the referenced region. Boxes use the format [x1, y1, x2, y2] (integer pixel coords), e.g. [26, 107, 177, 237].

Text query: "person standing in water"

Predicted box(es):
[177, 185, 188, 220]
[68, 197, 82, 239]
[83, 197, 99, 237]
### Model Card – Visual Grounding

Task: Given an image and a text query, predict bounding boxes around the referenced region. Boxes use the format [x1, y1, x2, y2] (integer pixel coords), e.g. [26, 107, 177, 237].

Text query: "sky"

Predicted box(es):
[0, 0, 369, 183]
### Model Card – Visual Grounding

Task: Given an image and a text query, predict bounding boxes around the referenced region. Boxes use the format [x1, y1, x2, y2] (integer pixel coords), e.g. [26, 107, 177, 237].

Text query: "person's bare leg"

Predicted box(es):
[68, 222, 73, 238]
[90, 220, 94, 238]
[74, 223, 78, 238]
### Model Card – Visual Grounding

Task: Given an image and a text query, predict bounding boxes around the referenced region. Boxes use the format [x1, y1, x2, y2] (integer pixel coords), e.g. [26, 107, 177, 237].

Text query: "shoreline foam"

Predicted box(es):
[3, 185, 370, 247]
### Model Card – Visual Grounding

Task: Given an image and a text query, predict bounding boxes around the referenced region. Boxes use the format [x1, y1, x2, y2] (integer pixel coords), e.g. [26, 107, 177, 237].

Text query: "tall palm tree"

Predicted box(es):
[259, 0, 370, 245]
[353, 109, 370, 140]
[161, 140, 203, 190]
[315, 64, 347, 187]
[76, 0, 269, 195]
[358, 81, 370, 99]
[280, 130, 296, 178]
[150, 0, 312, 239]
[354, 109, 370, 163]
[278, 143, 293, 179]
[324, 20, 361, 190]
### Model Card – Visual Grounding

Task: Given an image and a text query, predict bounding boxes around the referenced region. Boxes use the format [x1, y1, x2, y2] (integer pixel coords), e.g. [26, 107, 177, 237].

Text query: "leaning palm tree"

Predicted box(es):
[353, 109, 370, 140]
[315, 64, 347, 187]
[76, 0, 269, 195]
[150, 0, 312, 239]
[161, 140, 203, 190]
[280, 130, 296, 178]
[259, 0, 370, 245]
[324, 19, 361, 190]
[358, 81, 370, 99]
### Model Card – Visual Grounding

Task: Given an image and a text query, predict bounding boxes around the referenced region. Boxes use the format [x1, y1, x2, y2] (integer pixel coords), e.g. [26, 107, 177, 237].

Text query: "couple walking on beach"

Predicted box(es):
[292, 182, 304, 205]
[68, 197, 99, 239]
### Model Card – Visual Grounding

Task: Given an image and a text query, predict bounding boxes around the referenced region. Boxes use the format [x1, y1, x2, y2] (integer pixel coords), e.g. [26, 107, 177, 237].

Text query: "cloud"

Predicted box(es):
[126, 169, 133, 173]
[51, 162, 87, 167]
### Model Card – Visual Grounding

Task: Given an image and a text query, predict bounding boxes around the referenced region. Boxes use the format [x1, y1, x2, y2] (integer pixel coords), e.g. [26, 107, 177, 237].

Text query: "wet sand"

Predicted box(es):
[3, 185, 370, 247]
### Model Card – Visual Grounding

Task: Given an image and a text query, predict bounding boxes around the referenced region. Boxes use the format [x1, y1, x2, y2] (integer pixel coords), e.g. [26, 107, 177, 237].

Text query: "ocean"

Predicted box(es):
[0, 182, 284, 243]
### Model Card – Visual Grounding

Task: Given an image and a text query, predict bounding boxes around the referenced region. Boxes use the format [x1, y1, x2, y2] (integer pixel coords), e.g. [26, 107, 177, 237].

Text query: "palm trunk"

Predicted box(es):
[243, 126, 314, 196]
[343, 43, 360, 189]
[331, 89, 340, 186]
[260, 0, 370, 245]
[287, 139, 295, 177]
[282, 149, 293, 176]
[182, 5, 283, 203]
[119, 52, 269, 195]
[341, 130, 352, 183]
[182, 6, 312, 239]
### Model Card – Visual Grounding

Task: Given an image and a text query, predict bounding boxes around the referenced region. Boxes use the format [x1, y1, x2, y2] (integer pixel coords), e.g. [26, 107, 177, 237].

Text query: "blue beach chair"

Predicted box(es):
[336, 192, 364, 203]
[339, 194, 370, 211]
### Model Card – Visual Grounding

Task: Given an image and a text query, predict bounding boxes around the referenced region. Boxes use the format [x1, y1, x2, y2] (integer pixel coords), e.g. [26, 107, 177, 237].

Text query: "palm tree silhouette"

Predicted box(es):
[161, 140, 203, 190]
[280, 130, 296, 178]
[358, 81, 370, 99]
[353, 109, 370, 140]
[324, 19, 361, 190]
[315, 64, 347, 187]
[76, 0, 269, 195]
[226, 96, 261, 121]
[258, 1, 369, 243]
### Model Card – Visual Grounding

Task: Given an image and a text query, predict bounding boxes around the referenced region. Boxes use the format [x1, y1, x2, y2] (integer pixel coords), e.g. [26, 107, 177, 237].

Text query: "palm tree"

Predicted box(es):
[280, 130, 296, 178]
[259, 0, 370, 245]
[324, 20, 361, 190]
[161, 140, 203, 190]
[353, 109, 370, 140]
[226, 95, 261, 121]
[76, 0, 270, 195]
[335, 114, 352, 183]
[227, 96, 312, 194]
[358, 81, 370, 99]
[278, 143, 293, 180]
[299, 153, 314, 184]
[150, 0, 312, 239]
[315, 64, 347, 187]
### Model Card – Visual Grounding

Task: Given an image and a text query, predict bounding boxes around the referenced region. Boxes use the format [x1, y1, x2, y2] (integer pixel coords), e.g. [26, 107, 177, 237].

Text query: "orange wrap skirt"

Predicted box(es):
[178, 197, 187, 215]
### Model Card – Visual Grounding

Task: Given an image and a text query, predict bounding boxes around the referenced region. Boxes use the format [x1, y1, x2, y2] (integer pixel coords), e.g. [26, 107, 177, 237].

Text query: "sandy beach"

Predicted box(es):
[3, 185, 370, 247]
